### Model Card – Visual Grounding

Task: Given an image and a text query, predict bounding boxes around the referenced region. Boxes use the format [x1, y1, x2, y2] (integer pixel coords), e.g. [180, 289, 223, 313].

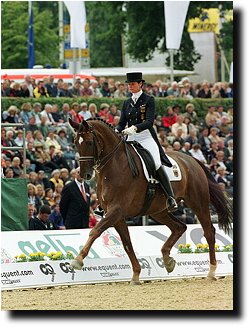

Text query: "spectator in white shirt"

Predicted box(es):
[189, 143, 207, 164]
[32, 102, 42, 125]
[89, 80, 103, 98]
[40, 104, 55, 126]
[24, 74, 34, 97]
[79, 102, 91, 120]
[171, 115, 188, 139]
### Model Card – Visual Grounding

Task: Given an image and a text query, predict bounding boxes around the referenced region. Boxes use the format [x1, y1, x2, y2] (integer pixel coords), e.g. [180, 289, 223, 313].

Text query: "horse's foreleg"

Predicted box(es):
[71, 207, 122, 270]
[114, 219, 141, 285]
[151, 210, 187, 273]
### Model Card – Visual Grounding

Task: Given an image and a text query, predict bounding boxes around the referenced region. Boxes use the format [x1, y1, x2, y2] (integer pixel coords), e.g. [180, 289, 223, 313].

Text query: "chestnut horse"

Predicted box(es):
[69, 118, 232, 284]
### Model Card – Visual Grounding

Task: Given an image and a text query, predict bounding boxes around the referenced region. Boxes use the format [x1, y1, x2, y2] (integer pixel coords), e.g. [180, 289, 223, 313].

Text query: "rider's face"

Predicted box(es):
[128, 82, 142, 93]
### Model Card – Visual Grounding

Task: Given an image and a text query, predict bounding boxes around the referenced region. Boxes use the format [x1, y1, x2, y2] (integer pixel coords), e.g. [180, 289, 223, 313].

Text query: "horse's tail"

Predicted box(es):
[194, 159, 233, 234]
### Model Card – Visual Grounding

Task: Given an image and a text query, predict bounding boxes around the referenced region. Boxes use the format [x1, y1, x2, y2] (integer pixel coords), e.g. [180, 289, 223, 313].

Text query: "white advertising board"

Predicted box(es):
[1, 252, 233, 290]
[1, 224, 233, 262]
[1, 225, 233, 290]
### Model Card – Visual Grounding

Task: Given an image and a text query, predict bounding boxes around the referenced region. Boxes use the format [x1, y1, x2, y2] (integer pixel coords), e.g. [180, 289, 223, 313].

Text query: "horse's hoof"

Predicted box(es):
[130, 280, 141, 286]
[207, 275, 217, 281]
[165, 257, 176, 273]
[70, 259, 83, 270]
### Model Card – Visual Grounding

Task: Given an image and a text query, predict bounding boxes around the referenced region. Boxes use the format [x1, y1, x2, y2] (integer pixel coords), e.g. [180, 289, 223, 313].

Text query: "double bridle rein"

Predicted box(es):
[77, 122, 123, 173]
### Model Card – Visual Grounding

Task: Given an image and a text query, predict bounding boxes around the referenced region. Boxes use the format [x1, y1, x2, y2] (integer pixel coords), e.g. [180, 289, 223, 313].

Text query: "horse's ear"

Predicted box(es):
[82, 119, 90, 131]
[68, 118, 79, 131]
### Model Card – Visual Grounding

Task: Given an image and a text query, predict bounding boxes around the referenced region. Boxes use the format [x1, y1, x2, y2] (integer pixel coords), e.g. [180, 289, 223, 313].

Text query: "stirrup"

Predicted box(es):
[166, 197, 178, 213]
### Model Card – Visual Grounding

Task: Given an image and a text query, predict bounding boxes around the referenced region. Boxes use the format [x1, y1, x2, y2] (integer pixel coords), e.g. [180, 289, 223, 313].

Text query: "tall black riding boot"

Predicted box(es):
[156, 166, 178, 213]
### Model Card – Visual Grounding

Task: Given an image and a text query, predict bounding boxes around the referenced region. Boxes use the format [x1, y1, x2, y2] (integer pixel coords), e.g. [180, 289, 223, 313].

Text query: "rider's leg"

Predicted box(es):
[134, 131, 178, 212]
[156, 166, 178, 213]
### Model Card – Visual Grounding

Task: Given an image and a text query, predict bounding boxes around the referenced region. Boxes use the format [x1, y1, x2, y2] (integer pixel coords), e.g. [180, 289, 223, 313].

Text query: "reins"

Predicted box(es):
[93, 136, 123, 173]
[77, 123, 124, 173]
[77, 121, 139, 177]
[123, 141, 139, 177]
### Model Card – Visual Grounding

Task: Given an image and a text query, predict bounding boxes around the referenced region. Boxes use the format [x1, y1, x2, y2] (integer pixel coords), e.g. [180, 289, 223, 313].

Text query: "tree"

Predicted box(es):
[1, 2, 29, 68]
[86, 1, 203, 70]
[86, 1, 124, 67]
[1, 1, 232, 71]
[123, 1, 233, 71]
[1, 1, 59, 68]
[165, 29, 201, 71]
[124, 1, 165, 62]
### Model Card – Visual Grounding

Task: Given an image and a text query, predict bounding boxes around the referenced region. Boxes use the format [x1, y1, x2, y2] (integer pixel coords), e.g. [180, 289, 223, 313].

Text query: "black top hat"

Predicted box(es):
[126, 72, 145, 83]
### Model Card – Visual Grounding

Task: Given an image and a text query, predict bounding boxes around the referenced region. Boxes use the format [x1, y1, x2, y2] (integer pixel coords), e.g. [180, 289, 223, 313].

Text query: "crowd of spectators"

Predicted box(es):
[2, 75, 233, 99]
[1, 74, 233, 228]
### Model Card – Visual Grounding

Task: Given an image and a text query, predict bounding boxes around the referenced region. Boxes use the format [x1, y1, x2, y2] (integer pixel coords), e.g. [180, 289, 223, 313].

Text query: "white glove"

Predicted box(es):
[122, 125, 137, 135]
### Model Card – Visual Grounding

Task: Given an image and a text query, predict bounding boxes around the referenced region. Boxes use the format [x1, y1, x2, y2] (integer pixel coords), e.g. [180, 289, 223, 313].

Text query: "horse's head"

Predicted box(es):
[69, 118, 96, 180]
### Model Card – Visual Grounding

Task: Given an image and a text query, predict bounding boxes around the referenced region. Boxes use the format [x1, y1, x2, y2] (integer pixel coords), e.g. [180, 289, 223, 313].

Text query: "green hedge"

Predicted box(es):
[1, 97, 233, 119]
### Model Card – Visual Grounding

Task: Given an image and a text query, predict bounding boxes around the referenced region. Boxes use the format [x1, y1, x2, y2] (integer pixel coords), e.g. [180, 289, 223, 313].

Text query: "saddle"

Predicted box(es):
[126, 140, 157, 180]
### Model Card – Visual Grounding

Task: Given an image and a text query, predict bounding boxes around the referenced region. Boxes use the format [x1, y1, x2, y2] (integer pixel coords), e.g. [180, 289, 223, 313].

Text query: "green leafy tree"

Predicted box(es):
[124, 1, 232, 71]
[165, 29, 201, 71]
[1, 1, 232, 71]
[1, 1, 59, 68]
[86, 1, 125, 67]
[123, 1, 202, 69]
[1, 2, 29, 68]
[85, 1, 199, 69]
[219, 20, 233, 64]
[124, 1, 165, 62]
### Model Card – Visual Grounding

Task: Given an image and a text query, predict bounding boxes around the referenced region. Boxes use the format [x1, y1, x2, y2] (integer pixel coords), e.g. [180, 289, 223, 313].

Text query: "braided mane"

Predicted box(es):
[86, 117, 115, 131]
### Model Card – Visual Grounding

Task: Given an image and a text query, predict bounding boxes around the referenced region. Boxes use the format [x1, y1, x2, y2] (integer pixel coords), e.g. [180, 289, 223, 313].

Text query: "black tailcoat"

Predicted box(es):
[116, 92, 172, 167]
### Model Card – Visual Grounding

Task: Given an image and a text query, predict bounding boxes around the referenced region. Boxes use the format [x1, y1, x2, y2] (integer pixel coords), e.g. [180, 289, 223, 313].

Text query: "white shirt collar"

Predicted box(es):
[75, 178, 84, 189]
[132, 90, 143, 101]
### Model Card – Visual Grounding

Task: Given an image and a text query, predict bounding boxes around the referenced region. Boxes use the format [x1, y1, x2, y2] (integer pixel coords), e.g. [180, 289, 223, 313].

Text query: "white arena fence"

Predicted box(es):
[1, 224, 233, 290]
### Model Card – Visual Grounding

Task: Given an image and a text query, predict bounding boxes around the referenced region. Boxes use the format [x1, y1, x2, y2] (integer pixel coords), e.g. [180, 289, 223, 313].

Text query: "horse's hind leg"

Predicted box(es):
[114, 219, 141, 285]
[185, 193, 217, 280]
[150, 210, 187, 273]
[197, 212, 217, 280]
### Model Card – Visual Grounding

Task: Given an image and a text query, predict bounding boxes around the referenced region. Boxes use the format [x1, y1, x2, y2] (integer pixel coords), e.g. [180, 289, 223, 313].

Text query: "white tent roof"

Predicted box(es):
[82, 66, 195, 82]
[1, 66, 195, 83]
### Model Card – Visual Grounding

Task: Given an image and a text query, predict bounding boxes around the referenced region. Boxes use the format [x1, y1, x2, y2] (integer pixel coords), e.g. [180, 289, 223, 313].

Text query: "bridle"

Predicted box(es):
[77, 122, 123, 173]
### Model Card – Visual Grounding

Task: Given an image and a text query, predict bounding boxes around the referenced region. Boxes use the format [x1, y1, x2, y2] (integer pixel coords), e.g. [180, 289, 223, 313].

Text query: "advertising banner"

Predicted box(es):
[150, 252, 233, 279]
[1, 225, 233, 290]
[1, 252, 233, 290]
[1, 224, 233, 263]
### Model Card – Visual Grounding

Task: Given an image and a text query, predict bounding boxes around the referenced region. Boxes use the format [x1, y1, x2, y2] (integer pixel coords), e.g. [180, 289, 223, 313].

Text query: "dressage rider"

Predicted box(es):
[115, 72, 178, 212]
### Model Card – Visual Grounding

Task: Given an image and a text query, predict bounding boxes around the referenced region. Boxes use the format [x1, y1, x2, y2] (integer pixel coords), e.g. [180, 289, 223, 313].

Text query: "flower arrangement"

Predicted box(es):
[47, 251, 75, 261]
[28, 252, 46, 261]
[178, 243, 193, 253]
[222, 244, 233, 252]
[194, 243, 210, 253]
[178, 243, 233, 254]
[14, 251, 75, 262]
[14, 253, 28, 262]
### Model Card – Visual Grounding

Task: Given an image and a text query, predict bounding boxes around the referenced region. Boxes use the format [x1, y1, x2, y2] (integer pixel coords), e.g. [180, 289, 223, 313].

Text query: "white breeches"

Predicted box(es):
[127, 130, 161, 170]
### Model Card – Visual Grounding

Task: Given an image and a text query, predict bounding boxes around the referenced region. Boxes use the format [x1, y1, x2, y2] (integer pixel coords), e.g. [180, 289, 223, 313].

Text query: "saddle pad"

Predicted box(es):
[132, 145, 182, 182]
